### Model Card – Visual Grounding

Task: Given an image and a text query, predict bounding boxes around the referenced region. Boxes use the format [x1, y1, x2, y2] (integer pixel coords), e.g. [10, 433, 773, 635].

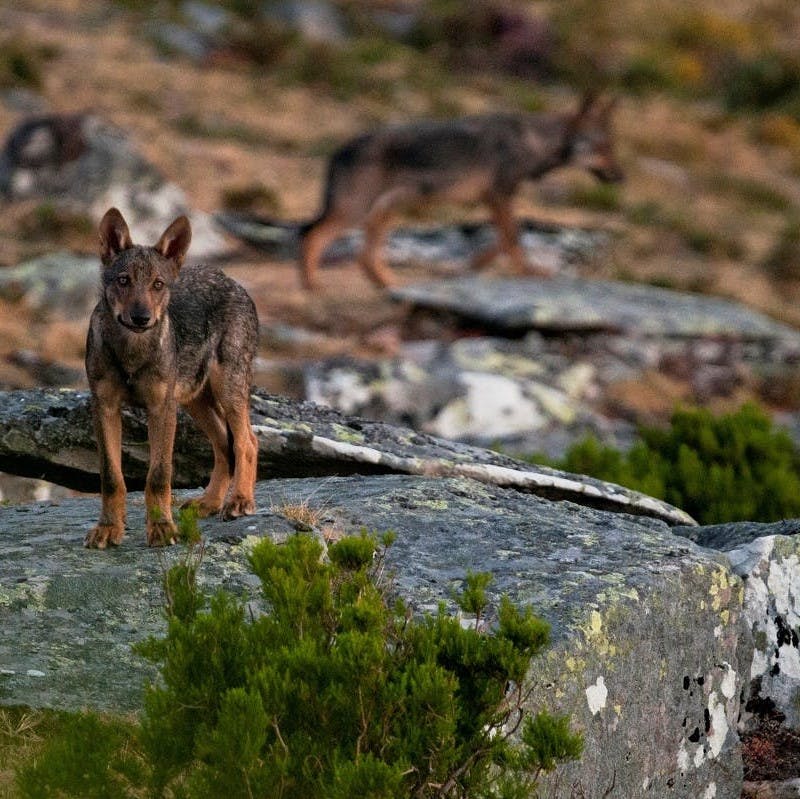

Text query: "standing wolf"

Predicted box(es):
[85, 208, 258, 548]
[300, 93, 623, 289]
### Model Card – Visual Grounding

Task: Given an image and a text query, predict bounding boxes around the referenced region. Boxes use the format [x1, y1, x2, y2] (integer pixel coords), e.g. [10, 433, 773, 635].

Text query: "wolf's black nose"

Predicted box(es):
[130, 312, 151, 328]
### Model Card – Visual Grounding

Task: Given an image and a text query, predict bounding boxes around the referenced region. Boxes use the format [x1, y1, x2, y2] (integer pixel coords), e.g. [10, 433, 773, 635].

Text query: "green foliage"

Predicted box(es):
[15, 713, 141, 799]
[14, 533, 579, 798]
[456, 569, 493, 618]
[764, 216, 800, 282]
[724, 53, 800, 113]
[570, 183, 622, 212]
[176, 504, 202, 545]
[220, 182, 282, 215]
[556, 404, 800, 524]
[519, 711, 584, 775]
[18, 203, 94, 243]
[0, 38, 57, 90]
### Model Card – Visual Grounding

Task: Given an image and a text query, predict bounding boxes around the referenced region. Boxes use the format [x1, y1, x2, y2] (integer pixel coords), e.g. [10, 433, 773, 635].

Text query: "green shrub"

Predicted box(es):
[724, 53, 800, 113]
[15, 531, 581, 798]
[0, 38, 58, 90]
[763, 216, 800, 282]
[556, 404, 800, 524]
[570, 182, 622, 212]
[619, 52, 676, 95]
[221, 182, 282, 214]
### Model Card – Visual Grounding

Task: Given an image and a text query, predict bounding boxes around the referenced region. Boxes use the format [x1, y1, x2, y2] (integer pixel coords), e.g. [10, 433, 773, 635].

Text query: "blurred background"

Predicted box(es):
[3, 0, 800, 502]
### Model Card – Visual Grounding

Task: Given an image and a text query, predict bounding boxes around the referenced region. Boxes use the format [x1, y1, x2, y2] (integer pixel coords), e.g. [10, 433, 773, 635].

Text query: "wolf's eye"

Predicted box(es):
[117, 275, 130, 286]
[152, 279, 165, 291]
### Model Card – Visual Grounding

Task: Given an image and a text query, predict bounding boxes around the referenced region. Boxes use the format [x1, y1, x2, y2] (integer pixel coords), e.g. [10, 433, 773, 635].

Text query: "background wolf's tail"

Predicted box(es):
[213, 211, 307, 258]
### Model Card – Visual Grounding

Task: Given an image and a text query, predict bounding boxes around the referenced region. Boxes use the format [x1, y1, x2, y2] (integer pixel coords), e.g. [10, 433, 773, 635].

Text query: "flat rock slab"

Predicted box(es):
[0, 474, 746, 799]
[391, 275, 800, 341]
[0, 388, 695, 526]
[213, 212, 602, 271]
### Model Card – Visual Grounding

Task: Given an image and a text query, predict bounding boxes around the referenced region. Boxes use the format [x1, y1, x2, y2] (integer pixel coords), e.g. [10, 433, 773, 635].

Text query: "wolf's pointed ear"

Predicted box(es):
[155, 215, 192, 270]
[99, 208, 133, 267]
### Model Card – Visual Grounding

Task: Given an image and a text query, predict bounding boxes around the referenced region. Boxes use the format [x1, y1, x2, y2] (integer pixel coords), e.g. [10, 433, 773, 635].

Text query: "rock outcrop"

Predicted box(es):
[7, 387, 800, 796]
[0, 387, 694, 526]
[0, 113, 229, 260]
[214, 211, 603, 274]
[0, 474, 745, 799]
[307, 275, 800, 456]
[679, 519, 800, 731]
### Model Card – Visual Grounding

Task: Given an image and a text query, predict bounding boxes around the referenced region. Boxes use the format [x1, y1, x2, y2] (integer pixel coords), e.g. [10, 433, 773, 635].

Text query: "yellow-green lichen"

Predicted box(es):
[597, 586, 640, 604]
[330, 423, 365, 444]
[417, 499, 449, 511]
[709, 567, 735, 612]
[774, 537, 800, 561]
[582, 609, 617, 659]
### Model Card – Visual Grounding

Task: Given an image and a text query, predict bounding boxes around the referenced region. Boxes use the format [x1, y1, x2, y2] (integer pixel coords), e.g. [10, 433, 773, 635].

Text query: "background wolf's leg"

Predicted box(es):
[300, 214, 348, 290]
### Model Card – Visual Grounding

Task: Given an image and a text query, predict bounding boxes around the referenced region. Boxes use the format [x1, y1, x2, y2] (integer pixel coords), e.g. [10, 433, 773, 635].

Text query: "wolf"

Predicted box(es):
[84, 208, 259, 548]
[299, 93, 623, 290]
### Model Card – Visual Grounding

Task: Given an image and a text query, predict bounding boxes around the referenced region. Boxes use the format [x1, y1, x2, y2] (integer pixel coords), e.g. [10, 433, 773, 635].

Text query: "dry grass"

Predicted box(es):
[0, 708, 45, 799]
[271, 497, 326, 532]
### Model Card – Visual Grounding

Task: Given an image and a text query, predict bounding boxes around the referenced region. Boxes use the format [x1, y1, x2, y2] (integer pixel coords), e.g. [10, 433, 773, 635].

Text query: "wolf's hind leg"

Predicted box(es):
[182, 388, 231, 517]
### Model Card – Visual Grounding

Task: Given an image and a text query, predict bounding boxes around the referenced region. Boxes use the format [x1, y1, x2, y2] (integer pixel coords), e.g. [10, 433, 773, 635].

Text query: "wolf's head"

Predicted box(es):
[98, 208, 192, 333]
[567, 93, 624, 184]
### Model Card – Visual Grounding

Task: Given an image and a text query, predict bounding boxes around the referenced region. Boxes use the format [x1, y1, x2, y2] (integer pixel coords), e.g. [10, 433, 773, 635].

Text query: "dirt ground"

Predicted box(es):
[4, 0, 800, 402]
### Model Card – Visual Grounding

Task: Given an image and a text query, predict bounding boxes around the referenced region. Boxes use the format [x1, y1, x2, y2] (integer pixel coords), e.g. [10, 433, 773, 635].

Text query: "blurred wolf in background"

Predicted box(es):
[299, 93, 623, 290]
[85, 208, 258, 548]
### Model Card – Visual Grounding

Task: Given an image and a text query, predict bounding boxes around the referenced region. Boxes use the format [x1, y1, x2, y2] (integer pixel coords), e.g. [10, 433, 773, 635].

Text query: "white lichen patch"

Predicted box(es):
[751, 648, 769, 680]
[677, 677, 735, 775]
[707, 693, 729, 759]
[431, 372, 546, 439]
[720, 662, 737, 700]
[586, 675, 608, 715]
[768, 553, 800, 620]
[703, 782, 717, 799]
[729, 535, 800, 724]
[677, 740, 690, 772]
[778, 643, 800, 680]
[693, 744, 706, 769]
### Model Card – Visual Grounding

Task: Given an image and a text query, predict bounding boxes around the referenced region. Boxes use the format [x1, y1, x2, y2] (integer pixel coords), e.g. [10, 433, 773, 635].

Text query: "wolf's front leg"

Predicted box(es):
[145, 399, 178, 547]
[86, 392, 127, 548]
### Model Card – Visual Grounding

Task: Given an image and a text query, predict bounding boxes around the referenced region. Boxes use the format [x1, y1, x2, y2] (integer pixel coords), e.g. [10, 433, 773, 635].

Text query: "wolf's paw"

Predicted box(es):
[222, 496, 256, 520]
[85, 522, 125, 549]
[147, 519, 178, 547]
[180, 495, 221, 518]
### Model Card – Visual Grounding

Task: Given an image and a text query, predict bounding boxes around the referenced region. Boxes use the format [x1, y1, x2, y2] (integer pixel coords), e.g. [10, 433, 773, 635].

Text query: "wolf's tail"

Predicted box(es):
[298, 213, 325, 239]
[213, 211, 306, 257]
